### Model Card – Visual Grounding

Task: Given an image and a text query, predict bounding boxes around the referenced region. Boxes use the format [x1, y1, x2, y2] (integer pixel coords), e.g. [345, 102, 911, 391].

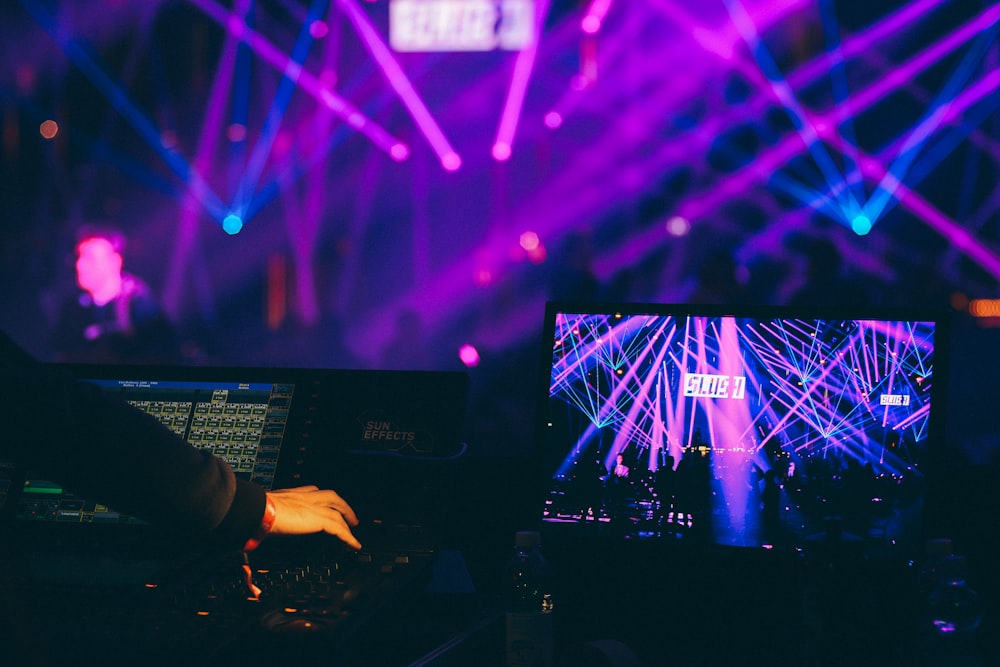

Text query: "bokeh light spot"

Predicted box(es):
[458, 344, 480, 367]
[390, 143, 410, 161]
[442, 152, 462, 171]
[39, 119, 58, 139]
[581, 16, 601, 34]
[665, 215, 691, 237]
[851, 214, 873, 236]
[223, 214, 244, 235]
[492, 142, 512, 161]
[309, 20, 328, 39]
[473, 267, 493, 287]
[528, 244, 547, 264]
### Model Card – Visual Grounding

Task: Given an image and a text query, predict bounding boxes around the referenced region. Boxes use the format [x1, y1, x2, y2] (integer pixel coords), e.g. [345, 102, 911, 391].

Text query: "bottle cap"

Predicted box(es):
[515, 530, 541, 548]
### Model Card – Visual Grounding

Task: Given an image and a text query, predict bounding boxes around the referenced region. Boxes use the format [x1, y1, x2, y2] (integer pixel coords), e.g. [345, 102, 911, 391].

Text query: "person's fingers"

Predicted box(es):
[311, 489, 359, 525]
[265, 487, 362, 549]
[271, 486, 359, 525]
[322, 512, 363, 550]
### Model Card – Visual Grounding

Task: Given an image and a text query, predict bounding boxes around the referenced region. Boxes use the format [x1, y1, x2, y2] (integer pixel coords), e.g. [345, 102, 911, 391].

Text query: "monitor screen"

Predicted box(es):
[537, 302, 946, 555]
[13, 372, 298, 525]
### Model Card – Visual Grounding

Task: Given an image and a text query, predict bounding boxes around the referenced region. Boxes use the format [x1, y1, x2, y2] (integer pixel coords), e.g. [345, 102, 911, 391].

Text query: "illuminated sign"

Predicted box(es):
[683, 373, 747, 400]
[389, 0, 535, 52]
[879, 393, 911, 406]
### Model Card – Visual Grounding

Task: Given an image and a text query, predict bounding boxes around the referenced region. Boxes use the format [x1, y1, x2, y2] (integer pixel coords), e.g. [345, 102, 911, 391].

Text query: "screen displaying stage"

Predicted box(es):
[537, 302, 946, 554]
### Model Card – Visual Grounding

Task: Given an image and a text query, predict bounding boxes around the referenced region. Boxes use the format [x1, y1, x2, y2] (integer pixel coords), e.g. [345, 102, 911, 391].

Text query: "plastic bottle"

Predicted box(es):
[927, 554, 981, 633]
[922, 553, 983, 665]
[505, 530, 554, 667]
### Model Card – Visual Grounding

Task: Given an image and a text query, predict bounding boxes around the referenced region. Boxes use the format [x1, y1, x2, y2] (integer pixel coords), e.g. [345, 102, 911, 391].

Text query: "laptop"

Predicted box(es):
[533, 301, 948, 556]
[0, 363, 469, 663]
[528, 301, 950, 664]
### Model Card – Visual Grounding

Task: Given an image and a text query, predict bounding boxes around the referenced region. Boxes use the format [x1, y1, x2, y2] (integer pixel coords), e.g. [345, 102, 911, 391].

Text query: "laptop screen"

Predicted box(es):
[536, 302, 946, 555]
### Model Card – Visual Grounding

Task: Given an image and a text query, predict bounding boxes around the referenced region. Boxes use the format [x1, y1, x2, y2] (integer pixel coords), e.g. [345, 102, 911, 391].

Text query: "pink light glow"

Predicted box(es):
[581, 0, 613, 35]
[226, 14, 246, 38]
[309, 20, 328, 39]
[390, 142, 411, 161]
[492, 142, 512, 161]
[692, 27, 734, 60]
[519, 231, 540, 251]
[458, 344, 481, 368]
[665, 215, 691, 237]
[473, 268, 493, 287]
[861, 158, 882, 177]
[319, 69, 337, 87]
[605, 0, 985, 280]
[544, 111, 563, 128]
[191, 0, 405, 156]
[337, 0, 459, 170]
[441, 152, 462, 171]
[75, 237, 122, 305]
[493, 0, 549, 163]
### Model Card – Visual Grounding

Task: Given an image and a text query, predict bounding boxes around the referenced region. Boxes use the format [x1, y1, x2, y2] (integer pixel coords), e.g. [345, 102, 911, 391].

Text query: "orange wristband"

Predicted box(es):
[242, 495, 277, 552]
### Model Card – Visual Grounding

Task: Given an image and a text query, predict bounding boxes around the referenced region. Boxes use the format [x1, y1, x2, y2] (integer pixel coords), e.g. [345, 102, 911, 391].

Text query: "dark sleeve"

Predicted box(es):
[0, 330, 265, 549]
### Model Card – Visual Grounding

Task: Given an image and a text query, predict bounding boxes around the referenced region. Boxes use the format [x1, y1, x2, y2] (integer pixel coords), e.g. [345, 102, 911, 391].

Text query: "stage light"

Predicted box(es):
[544, 111, 562, 129]
[39, 119, 58, 139]
[492, 142, 512, 161]
[390, 142, 410, 161]
[581, 0, 613, 35]
[851, 214, 872, 236]
[458, 344, 480, 368]
[222, 214, 244, 235]
[519, 231, 540, 251]
[441, 151, 462, 171]
[665, 215, 690, 237]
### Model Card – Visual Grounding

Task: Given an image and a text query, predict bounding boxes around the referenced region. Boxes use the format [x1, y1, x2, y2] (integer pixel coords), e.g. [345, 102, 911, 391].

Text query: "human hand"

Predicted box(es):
[266, 485, 362, 550]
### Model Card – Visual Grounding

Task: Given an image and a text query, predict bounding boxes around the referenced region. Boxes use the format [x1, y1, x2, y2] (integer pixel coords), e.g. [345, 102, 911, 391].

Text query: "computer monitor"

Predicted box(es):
[7, 365, 310, 526]
[536, 301, 947, 556]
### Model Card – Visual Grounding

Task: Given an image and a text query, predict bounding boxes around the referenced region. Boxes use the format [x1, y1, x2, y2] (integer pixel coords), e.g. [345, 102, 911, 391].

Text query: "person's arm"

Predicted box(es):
[0, 330, 359, 550]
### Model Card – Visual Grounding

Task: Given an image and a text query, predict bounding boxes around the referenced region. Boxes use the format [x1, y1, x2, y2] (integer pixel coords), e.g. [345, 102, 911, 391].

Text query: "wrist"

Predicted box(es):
[242, 494, 277, 552]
